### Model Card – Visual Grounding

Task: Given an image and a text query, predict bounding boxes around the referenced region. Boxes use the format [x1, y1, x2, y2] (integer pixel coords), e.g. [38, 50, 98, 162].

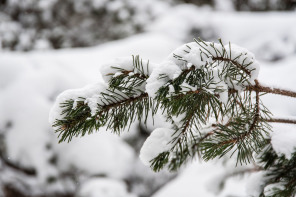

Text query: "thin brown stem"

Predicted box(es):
[100, 93, 148, 111]
[178, 55, 296, 99]
[247, 84, 296, 98]
[264, 118, 296, 125]
[179, 82, 296, 100]
[248, 80, 260, 130]
[174, 98, 201, 148]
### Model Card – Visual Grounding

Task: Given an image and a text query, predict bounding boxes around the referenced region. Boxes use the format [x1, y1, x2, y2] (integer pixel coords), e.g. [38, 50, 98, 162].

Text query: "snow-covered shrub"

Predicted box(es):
[175, 0, 296, 11]
[231, 0, 296, 11]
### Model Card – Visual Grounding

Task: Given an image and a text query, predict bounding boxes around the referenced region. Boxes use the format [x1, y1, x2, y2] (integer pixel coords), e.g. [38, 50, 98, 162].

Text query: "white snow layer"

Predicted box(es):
[145, 61, 182, 98]
[152, 161, 250, 197]
[54, 130, 135, 178]
[245, 171, 267, 197]
[140, 128, 175, 166]
[271, 124, 296, 159]
[49, 82, 107, 124]
[0, 32, 180, 192]
[78, 178, 136, 197]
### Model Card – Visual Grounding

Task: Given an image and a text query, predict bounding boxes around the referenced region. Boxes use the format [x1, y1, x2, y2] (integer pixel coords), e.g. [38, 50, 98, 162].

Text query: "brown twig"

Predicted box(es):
[100, 93, 148, 111]
[247, 84, 296, 98]
[263, 118, 296, 125]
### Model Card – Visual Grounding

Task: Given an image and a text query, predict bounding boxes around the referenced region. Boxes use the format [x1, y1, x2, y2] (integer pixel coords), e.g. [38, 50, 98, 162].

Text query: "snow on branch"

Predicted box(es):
[50, 38, 296, 197]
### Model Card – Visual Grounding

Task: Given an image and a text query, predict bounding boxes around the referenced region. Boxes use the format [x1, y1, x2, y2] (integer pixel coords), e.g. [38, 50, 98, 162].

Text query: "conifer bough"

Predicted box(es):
[50, 39, 296, 196]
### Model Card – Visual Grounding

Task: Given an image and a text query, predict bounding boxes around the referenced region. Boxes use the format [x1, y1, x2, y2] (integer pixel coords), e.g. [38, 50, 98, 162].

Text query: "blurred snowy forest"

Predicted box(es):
[0, 0, 296, 196]
[0, 0, 295, 51]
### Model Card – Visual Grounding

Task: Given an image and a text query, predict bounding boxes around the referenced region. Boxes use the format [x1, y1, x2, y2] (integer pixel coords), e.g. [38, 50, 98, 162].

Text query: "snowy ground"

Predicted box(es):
[0, 5, 296, 197]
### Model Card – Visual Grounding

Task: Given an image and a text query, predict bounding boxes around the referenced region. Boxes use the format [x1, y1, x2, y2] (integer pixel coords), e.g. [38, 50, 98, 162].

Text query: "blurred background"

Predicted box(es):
[0, 0, 296, 196]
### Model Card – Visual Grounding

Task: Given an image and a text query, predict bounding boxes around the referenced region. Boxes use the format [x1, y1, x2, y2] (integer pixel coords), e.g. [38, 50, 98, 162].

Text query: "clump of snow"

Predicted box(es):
[49, 82, 107, 125]
[153, 160, 251, 197]
[146, 61, 181, 98]
[140, 128, 175, 166]
[78, 178, 136, 197]
[208, 64, 229, 104]
[226, 43, 260, 87]
[100, 56, 158, 83]
[55, 130, 134, 179]
[245, 171, 267, 197]
[100, 57, 134, 82]
[271, 124, 296, 159]
[167, 41, 260, 88]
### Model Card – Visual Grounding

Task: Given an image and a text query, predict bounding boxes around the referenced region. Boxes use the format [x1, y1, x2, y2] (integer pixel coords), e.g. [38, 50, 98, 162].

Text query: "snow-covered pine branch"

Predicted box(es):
[50, 38, 296, 197]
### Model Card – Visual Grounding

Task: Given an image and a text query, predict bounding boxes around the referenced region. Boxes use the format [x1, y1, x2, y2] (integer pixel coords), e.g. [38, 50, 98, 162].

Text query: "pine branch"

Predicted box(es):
[51, 39, 296, 196]
[258, 145, 296, 197]
[53, 55, 152, 142]
[55, 92, 150, 142]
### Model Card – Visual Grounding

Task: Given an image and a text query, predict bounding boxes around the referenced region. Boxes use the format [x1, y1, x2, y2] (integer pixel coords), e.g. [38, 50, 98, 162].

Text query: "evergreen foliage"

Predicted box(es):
[54, 56, 153, 142]
[51, 38, 296, 196]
